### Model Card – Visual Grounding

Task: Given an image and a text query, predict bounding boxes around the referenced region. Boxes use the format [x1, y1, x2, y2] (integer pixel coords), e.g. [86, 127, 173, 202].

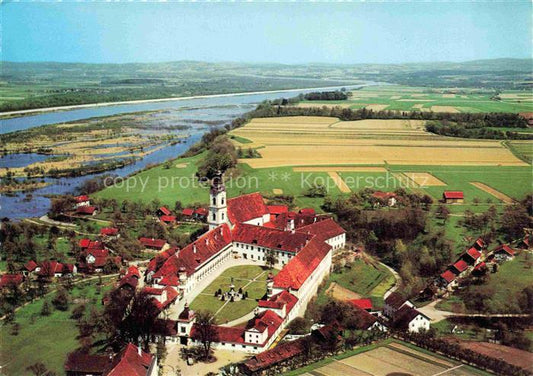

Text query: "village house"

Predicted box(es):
[392, 305, 431, 333]
[181, 208, 195, 221]
[24, 260, 77, 279]
[371, 191, 397, 207]
[491, 244, 515, 262]
[348, 298, 373, 312]
[383, 292, 415, 320]
[64, 343, 157, 376]
[156, 206, 172, 217]
[76, 205, 98, 216]
[74, 195, 90, 208]
[442, 191, 464, 204]
[100, 227, 119, 239]
[139, 237, 169, 252]
[0, 274, 24, 290]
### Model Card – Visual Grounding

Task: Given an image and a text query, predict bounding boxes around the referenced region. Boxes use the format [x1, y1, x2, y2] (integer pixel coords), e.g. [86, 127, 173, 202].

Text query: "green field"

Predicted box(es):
[300, 85, 533, 113]
[0, 278, 114, 376]
[189, 265, 278, 324]
[317, 258, 395, 307]
[95, 153, 346, 211]
[389, 165, 532, 202]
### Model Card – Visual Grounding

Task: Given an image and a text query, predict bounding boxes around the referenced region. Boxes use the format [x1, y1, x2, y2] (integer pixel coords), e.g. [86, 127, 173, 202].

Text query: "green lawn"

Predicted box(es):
[338, 171, 402, 192]
[0, 278, 114, 376]
[95, 152, 344, 212]
[189, 265, 279, 324]
[317, 259, 394, 308]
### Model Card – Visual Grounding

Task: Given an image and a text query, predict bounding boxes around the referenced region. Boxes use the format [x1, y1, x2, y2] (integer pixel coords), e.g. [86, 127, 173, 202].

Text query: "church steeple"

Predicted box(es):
[208, 171, 228, 230]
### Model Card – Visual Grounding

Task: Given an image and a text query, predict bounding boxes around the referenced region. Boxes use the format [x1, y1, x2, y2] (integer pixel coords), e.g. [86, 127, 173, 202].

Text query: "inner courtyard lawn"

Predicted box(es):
[189, 265, 279, 324]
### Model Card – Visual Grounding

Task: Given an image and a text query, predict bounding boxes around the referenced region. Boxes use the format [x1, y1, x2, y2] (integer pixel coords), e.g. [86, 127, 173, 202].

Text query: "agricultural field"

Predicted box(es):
[189, 265, 278, 324]
[230, 116, 528, 168]
[286, 340, 490, 376]
[296, 85, 533, 113]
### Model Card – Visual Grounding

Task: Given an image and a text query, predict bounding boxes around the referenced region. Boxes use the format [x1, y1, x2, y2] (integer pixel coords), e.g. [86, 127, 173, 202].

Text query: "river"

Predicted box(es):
[0, 84, 372, 219]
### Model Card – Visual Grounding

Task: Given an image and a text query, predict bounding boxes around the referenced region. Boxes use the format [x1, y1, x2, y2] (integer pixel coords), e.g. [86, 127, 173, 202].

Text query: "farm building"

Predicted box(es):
[65, 343, 157, 376]
[392, 306, 431, 333]
[491, 244, 515, 262]
[139, 237, 169, 252]
[383, 292, 415, 319]
[443, 191, 464, 204]
[74, 195, 90, 208]
[76, 205, 98, 216]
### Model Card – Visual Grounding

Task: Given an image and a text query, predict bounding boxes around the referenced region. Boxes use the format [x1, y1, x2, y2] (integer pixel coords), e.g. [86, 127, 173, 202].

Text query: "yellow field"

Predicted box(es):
[403, 172, 447, 186]
[231, 117, 526, 168]
[293, 167, 387, 172]
[301, 344, 482, 376]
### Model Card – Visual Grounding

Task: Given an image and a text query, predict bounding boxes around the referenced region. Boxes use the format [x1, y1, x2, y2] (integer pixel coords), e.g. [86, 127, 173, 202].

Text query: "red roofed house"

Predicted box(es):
[463, 247, 482, 265]
[80, 249, 120, 273]
[451, 259, 470, 277]
[145, 172, 343, 353]
[159, 215, 177, 225]
[139, 237, 169, 252]
[74, 195, 90, 208]
[372, 191, 397, 207]
[23, 260, 38, 276]
[194, 207, 208, 221]
[65, 343, 157, 376]
[443, 191, 464, 204]
[392, 305, 430, 333]
[0, 274, 23, 289]
[492, 244, 515, 262]
[348, 298, 373, 312]
[100, 227, 119, 238]
[181, 208, 194, 220]
[440, 270, 457, 289]
[383, 292, 415, 319]
[156, 206, 171, 217]
[76, 205, 98, 216]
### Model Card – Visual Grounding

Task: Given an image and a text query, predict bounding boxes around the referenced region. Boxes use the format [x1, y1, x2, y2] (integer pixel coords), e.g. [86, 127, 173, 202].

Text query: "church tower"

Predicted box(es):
[208, 171, 228, 230]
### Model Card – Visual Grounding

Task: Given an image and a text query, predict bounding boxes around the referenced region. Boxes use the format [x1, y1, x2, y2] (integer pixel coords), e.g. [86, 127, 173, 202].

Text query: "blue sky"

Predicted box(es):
[2, 2, 531, 64]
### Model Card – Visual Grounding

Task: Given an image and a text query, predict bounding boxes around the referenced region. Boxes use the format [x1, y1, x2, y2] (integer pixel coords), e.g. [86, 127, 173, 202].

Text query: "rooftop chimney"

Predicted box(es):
[193, 244, 197, 254]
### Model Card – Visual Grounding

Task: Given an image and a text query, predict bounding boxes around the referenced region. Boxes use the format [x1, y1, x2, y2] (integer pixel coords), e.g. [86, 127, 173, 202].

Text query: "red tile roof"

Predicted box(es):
[267, 205, 288, 215]
[182, 208, 194, 216]
[474, 262, 487, 271]
[75, 195, 90, 203]
[243, 336, 305, 372]
[227, 192, 269, 224]
[273, 237, 332, 290]
[232, 223, 311, 253]
[348, 298, 373, 311]
[298, 208, 315, 216]
[160, 215, 176, 223]
[139, 237, 167, 249]
[0, 274, 23, 288]
[247, 310, 284, 339]
[372, 191, 397, 200]
[126, 265, 141, 279]
[443, 191, 464, 199]
[64, 352, 112, 374]
[191, 325, 246, 344]
[158, 206, 171, 216]
[119, 275, 139, 290]
[76, 205, 97, 214]
[37, 260, 64, 277]
[453, 259, 469, 273]
[153, 224, 232, 279]
[350, 306, 379, 330]
[101, 227, 119, 236]
[25, 260, 38, 272]
[258, 290, 298, 313]
[194, 207, 208, 216]
[441, 270, 456, 283]
[79, 238, 91, 248]
[474, 237, 486, 249]
[297, 218, 345, 242]
[106, 343, 154, 376]
[393, 306, 429, 330]
[384, 292, 407, 309]
[494, 244, 515, 256]
[159, 275, 179, 287]
[146, 247, 178, 273]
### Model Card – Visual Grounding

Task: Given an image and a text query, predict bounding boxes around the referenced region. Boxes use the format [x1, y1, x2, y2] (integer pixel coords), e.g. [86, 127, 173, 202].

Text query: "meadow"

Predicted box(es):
[0, 277, 115, 376]
[297, 85, 533, 113]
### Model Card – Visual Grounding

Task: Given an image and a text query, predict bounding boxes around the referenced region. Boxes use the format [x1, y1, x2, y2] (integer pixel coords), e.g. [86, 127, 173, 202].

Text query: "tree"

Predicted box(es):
[265, 249, 278, 269]
[194, 310, 219, 361]
[41, 300, 52, 316]
[52, 287, 69, 311]
[435, 205, 450, 225]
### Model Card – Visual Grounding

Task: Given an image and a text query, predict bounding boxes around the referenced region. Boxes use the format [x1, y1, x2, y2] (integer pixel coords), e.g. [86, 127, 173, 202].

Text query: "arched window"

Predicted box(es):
[212, 197, 216, 205]
[221, 197, 225, 205]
